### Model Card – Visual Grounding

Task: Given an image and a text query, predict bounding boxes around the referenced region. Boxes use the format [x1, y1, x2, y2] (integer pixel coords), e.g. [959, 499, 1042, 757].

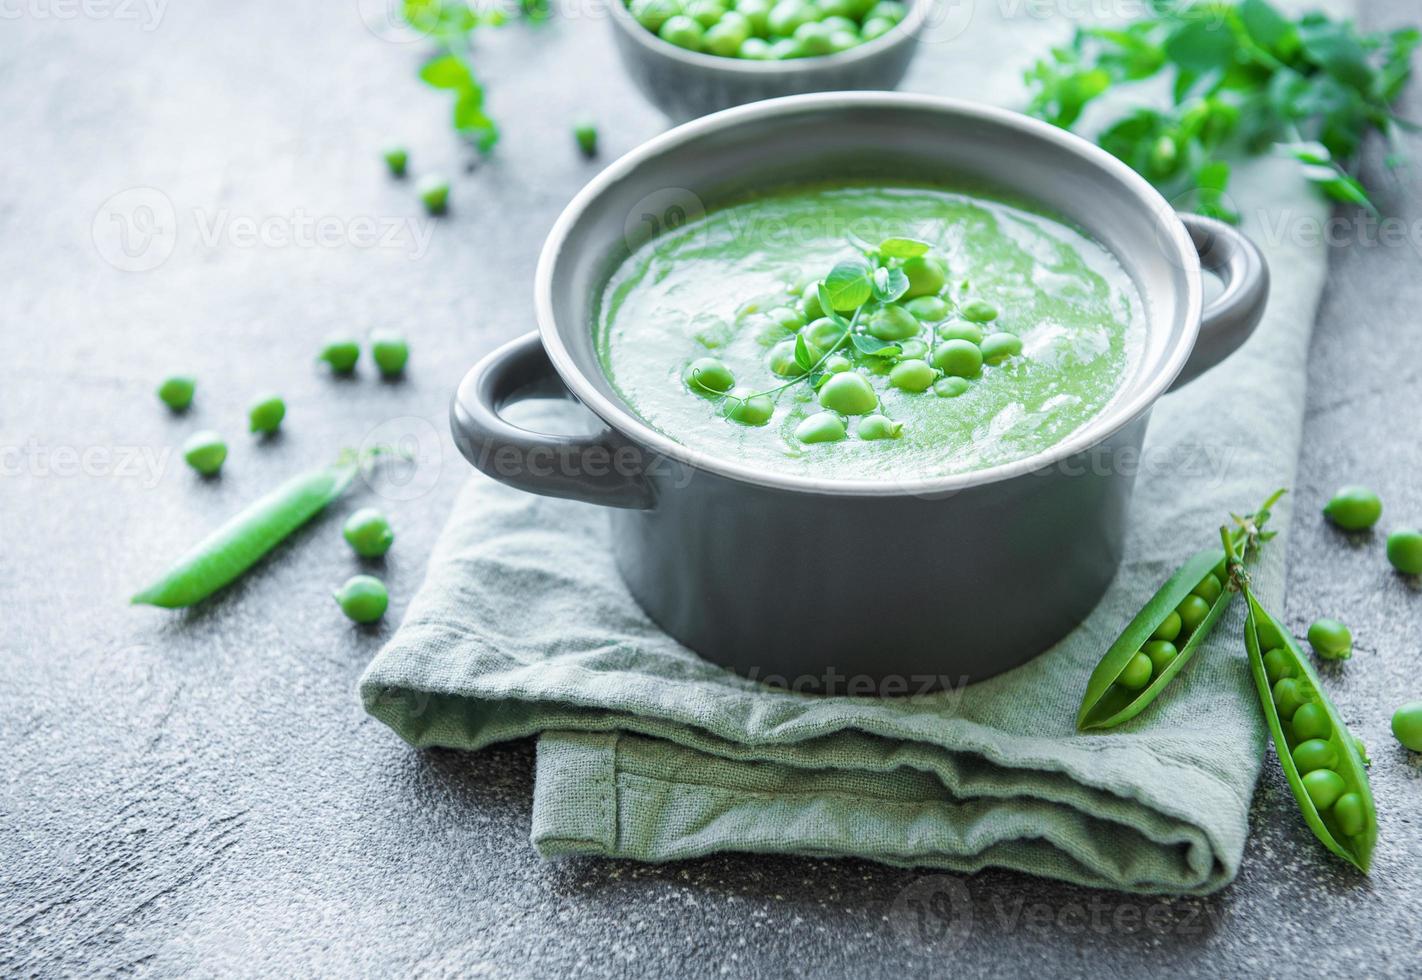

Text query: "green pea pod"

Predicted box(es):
[1077, 547, 1232, 730]
[1242, 591, 1377, 873]
[132, 458, 359, 608]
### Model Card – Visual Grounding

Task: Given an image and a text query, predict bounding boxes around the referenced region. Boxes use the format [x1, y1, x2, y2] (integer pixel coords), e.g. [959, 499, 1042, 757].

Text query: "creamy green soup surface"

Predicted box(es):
[595, 183, 1146, 481]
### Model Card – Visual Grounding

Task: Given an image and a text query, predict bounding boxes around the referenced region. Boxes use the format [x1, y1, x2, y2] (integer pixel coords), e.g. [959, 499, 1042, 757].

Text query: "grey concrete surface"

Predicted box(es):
[2, 1, 1420, 976]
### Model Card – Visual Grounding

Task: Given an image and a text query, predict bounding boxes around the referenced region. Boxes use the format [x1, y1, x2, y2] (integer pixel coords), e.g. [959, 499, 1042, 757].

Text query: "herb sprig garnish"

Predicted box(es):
[1024, 0, 1420, 219]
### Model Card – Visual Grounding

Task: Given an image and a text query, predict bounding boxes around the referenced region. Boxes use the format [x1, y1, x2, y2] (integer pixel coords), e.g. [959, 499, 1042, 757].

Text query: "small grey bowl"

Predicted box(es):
[608, 0, 929, 121]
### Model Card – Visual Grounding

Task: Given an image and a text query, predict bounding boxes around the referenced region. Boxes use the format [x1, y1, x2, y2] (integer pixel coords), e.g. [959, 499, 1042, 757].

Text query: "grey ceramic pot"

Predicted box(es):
[450, 93, 1268, 695]
[608, 0, 928, 120]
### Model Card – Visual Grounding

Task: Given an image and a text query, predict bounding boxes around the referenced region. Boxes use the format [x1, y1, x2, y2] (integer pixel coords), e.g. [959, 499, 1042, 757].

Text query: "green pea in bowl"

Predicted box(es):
[608, 0, 930, 120]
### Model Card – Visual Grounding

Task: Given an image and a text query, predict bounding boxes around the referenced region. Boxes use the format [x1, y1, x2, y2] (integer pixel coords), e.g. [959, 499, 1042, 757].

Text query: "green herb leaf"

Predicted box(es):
[823, 261, 874, 312]
[419, 54, 473, 90]
[872, 266, 910, 303]
[850, 333, 901, 357]
[878, 237, 931, 259]
[793, 333, 814, 371]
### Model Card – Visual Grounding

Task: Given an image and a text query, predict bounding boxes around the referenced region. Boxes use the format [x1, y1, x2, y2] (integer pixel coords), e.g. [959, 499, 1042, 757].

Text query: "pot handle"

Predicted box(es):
[1168, 212, 1270, 391]
[449, 332, 655, 510]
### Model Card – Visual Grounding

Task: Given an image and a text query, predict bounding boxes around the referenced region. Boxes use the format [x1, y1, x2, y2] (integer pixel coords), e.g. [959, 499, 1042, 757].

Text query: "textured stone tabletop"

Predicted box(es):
[2, 1, 1420, 976]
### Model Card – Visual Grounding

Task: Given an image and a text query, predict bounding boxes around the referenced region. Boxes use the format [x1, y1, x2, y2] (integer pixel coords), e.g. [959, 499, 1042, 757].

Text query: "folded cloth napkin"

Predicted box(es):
[361, 5, 1341, 893]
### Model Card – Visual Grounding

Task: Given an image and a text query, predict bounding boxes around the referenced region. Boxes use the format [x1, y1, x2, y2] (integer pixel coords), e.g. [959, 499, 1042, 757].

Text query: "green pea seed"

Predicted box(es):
[979, 332, 1023, 365]
[1176, 594, 1210, 635]
[370, 330, 410, 377]
[573, 120, 598, 157]
[889, 359, 936, 393]
[1256, 617, 1286, 650]
[705, 19, 747, 55]
[930, 340, 983, 379]
[794, 411, 847, 444]
[766, 0, 811, 37]
[817, 372, 878, 415]
[823, 354, 852, 374]
[1332, 792, 1366, 836]
[798, 282, 827, 320]
[686, 357, 735, 394]
[1291, 738, 1337, 774]
[961, 299, 999, 323]
[157, 375, 196, 412]
[1191, 573, 1222, 604]
[792, 21, 834, 56]
[343, 507, 395, 558]
[900, 256, 946, 298]
[1322, 485, 1382, 531]
[248, 394, 286, 435]
[383, 145, 408, 178]
[867, 0, 905, 20]
[860, 15, 894, 40]
[896, 339, 927, 360]
[1143, 639, 1178, 675]
[768, 340, 807, 378]
[1151, 611, 1182, 642]
[1262, 647, 1294, 684]
[416, 174, 449, 215]
[933, 377, 970, 398]
[659, 14, 703, 49]
[724, 387, 774, 426]
[767, 307, 806, 332]
[739, 36, 772, 58]
[769, 37, 799, 58]
[736, 0, 770, 33]
[319, 336, 360, 373]
[686, 0, 725, 26]
[333, 573, 389, 624]
[857, 414, 903, 441]
[1301, 768, 1346, 810]
[1272, 676, 1307, 720]
[866, 304, 920, 341]
[1118, 651, 1153, 690]
[1391, 700, 1422, 751]
[183, 431, 227, 476]
[631, 0, 679, 31]
[802, 317, 847, 354]
[936, 321, 983, 344]
[1306, 617, 1352, 660]
[1386, 528, 1422, 575]
[1291, 702, 1332, 742]
[905, 296, 948, 321]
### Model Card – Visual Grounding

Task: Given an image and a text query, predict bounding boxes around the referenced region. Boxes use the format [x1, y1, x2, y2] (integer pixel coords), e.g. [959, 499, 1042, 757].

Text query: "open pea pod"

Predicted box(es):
[1243, 592, 1377, 873]
[1077, 547, 1232, 730]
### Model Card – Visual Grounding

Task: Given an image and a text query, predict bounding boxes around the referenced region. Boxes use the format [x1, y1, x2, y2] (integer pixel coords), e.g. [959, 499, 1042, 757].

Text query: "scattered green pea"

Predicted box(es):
[768, 340, 807, 378]
[802, 317, 847, 354]
[823, 354, 852, 374]
[370, 330, 410, 377]
[343, 507, 395, 558]
[900, 256, 946, 298]
[1118, 651, 1153, 690]
[1306, 617, 1352, 660]
[157, 375, 196, 412]
[333, 573, 389, 624]
[817, 371, 878, 415]
[857, 414, 902, 440]
[905, 296, 948, 321]
[930, 340, 983, 379]
[794, 411, 846, 444]
[936, 321, 983, 345]
[724, 387, 774, 426]
[1302, 768, 1346, 810]
[766, 306, 806, 332]
[799, 282, 826, 320]
[933, 377, 970, 398]
[416, 174, 450, 215]
[1176, 594, 1210, 635]
[383, 145, 409, 178]
[866, 304, 919, 341]
[979, 332, 1023, 365]
[896, 339, 927, 360]
[1291, 738, 1337, 774]
[183, 431, 227, 476]
[1191, 573, 1222, 604]
[1386, 527, 1422, 575]
[573, 120, 598, 157]
[1392, 700, 1422, 751]
[248, 394, 286, 435]
[1322, 485, 1382, 531]
[1151, 611, 1182, 642]
[888, 359, 935, 393]
[319, 335, 360, 373]
[961, 300, 999, 323]
[1143, 639, 1177, 674]
[685, 356, 736, 393]
[1262, 647, 1294, 684]
[1292, 702, 1333, 742]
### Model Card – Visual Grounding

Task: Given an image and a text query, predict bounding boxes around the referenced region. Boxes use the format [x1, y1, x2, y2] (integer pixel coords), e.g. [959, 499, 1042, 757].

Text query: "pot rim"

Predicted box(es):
[606, 0, 930, 76]
[534, 92, 1203, 498]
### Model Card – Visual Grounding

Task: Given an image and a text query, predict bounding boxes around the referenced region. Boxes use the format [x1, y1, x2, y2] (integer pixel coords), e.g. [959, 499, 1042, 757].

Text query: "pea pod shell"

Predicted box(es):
[1078, 547, 1228, 730]
[1244, 593, 1376, 873]
[131, 461, 357, 608]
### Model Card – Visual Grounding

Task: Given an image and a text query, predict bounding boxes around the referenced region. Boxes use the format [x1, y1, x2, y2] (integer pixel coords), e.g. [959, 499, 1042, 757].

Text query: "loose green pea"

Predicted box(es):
[802, 317, 847, 355]
[896, 339, 928, 361]
[1118, 651, 1153, 690]
[416, 174, 449, 215]
[1292, 702, 1332, 742]
[905, 296, 948, 321]
[573, 120, 598, 157]
[631, 0, 680, 31]
[343, 507, 395, 558]
[817, 372, 877, 415]
[319, 336, 360, 373]
[183, 431, 227, 476]
[1386, 528, 1422, 575]
[767, 307, 806, 331]
[1262, 647, 1294, 684]
[900, 256, 946, 298]
[333, 573, 389, 624]
[370, 330, 410, 377]
[933, 377, 970, 398]
[1191, 573, 1222, 604]
[1301, 768, 1346, 810]
[1391, 700, 1422, 751]
[1306, 617, 1352, 660]
[799, 282, 826, 320]
[248, 394, 286, 434]
[859, 15, 894, 40]
[794, 411, 846, 444]
[866, 304, 919, 341]
[1151, 611, 1182, 643]
[1332, 792, 1366, 836]
[889, 359, 935, 393]
[823, 354, 851, 374]
[1272, 676, 1307, 720]
[157, 375, 196, 412]
[768, 340, 807, 379]
[931, 340, 983, 379]
[979, 332, 1023, 365]
[659, 14, 703, 49]
[961, 300, 999, 323]
[1291, 738, 1337, 774]
[1143, 639, 1178, 675]
[684, 357, 735, 394]
[1176, 594, 1210, 635]
[857, 414, 902, 440]
[936, 321, 983, 345]
[724, 387, 774, 426]
[383, 145, 409, 178]
[1322, 485, 1382, 531]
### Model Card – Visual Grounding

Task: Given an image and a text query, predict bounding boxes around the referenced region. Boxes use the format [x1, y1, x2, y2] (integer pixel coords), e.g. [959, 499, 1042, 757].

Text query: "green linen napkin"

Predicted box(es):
[361, 6, 1342, 893]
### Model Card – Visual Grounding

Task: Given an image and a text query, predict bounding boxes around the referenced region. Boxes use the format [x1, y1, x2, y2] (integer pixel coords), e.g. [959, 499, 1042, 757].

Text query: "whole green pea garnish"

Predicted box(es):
[896, 339, 927, 361]
[370, 330, 410, 377]
[416, 174, 450, 215]
[1322, 485, 1381, 531]
[343, 507, 395, 558]
[685, 356, 735, 394]
[936, 321, 983, 345]
[799, 282, 826, 320]
[768, 340, 807, 379]
[1301, 768, 1346, 810]
[1291, 738, 1337, 774]
[933, 377, 970, 398]
[724, 387, 774, 426]
[931, 340, 983, 379]
[888, 359, 935, 393]
[573, 120, 598, 157]
[857, 414, 902, 441]
[157, 375, 196, 412]
[1332, 792, 1366, 836]
[333, 574, 389, 624]
[248, 394, 286, 434]
[823, 354, 851, 374]
[1118, 651, 1152, 690]
[1143, 639, 1177, 675]
[961, 300, 999, 323]
[1191, 573, 1222, 604]
[183, 430, 227, 476]
[1151, 611, 1182, 642]
[1176, 594, 1210, 635]
[794, 411, 846, 444]
[1272, 676, 1307, 719]
[1392, 700, 1422, 751]
[319, 335, 360, 373]
[866, 304, 919, 341]
[1262, 647, 1294, 684]
[1386, 528, 1422, 575]
[766, 307, 806, 332]
[383, 145, 409, 178]
[1306, 617, 1352, 660]
[905, 296, 948, 322]
[817, 372, 877, 415]
[1292, 702, 1333, 742]
[979, 332, 1023, 365]
[900, 256, 946, 298]
[802, 317, 847, 355]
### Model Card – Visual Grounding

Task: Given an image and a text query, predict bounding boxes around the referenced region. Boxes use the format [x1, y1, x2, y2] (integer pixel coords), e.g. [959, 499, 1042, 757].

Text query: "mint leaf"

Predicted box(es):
[823, 261, 874, 312]
[878, 237, 930, 259]
[872, 266, 910, 303]
[850, 333, 901, 357]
